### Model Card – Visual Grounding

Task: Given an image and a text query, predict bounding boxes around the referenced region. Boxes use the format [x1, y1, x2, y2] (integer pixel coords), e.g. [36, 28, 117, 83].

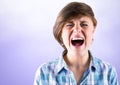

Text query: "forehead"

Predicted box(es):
[66, 15, 93, 23]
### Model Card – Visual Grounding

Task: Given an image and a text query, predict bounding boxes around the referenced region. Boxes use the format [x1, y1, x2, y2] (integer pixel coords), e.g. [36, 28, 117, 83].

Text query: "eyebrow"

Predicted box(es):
[80, 21, 89, 23]
[66, 20, 89, 24]
[65, 21, 73, 25]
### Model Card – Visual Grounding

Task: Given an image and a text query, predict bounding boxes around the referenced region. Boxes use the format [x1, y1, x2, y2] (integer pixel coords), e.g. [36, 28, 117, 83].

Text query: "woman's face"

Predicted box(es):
[61, 16, 95, 56]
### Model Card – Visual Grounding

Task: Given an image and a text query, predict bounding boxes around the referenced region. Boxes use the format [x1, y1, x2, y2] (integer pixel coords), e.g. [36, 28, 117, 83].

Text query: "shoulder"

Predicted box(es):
[93, 57, 115, 72]
[89, 51, 115, 72]
[96, 57, 118, 84]
[34, 58, 59, 85]
[93, 57, 114, 70]
[37, 58, 59, 74]
[93, 57, 117, 79]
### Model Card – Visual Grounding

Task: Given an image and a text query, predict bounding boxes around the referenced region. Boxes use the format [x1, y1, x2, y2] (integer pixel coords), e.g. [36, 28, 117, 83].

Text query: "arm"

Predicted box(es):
[109, 67, 119, 85]
[34, 66, 41, 85]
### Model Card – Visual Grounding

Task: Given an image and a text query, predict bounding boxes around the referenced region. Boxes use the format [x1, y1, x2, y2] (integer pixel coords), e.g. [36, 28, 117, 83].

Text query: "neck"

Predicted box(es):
[64, 51, 90, 68]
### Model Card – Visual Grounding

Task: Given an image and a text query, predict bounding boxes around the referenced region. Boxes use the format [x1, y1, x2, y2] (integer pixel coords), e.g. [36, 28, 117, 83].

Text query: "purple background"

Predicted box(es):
[0, 0, 119, 85]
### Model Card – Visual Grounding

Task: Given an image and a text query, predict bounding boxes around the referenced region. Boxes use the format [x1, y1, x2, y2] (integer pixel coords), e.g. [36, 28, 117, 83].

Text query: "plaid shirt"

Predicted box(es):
[34, 51, 118, 85]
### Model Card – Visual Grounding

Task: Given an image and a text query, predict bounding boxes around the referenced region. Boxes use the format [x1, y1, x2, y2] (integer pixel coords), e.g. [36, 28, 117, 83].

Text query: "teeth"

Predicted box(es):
[72, 38, 83, 40]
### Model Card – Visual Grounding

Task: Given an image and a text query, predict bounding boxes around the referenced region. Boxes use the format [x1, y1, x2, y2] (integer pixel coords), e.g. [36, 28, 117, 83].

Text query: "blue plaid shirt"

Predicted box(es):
[34, 51, 118, 85]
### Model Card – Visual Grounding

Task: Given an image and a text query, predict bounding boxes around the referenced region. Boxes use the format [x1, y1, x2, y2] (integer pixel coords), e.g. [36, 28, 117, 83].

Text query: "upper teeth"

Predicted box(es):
[72, 38, 83, 40]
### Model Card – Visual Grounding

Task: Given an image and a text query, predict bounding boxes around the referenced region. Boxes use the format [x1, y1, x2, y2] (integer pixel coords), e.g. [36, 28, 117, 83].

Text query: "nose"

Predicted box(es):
[73, 24, 82, 33]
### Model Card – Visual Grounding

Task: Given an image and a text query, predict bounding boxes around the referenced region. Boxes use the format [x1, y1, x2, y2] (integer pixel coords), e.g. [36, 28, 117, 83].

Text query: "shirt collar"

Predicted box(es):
[89, 51, 102, 73]
[56, 50, 68, 74]
[56, 50, 102, 74]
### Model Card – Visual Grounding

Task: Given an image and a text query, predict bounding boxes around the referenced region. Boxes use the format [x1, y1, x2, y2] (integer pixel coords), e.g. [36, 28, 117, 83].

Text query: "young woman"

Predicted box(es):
[34, 2, 118, 85]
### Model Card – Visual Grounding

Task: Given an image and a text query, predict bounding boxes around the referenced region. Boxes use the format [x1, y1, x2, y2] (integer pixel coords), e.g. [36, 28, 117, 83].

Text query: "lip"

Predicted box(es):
[71, 37, 84, 41]
[70, 34, 84, 41]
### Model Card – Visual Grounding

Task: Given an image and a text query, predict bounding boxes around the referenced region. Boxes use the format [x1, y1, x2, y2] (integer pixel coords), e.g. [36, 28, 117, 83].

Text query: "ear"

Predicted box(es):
[92, 26, 96, 33]
[91, 27, 96, 43]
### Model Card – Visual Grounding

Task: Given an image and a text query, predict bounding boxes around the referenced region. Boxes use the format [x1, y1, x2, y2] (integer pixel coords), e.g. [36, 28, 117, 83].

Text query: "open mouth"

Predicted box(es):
[71, 38, 84, 46]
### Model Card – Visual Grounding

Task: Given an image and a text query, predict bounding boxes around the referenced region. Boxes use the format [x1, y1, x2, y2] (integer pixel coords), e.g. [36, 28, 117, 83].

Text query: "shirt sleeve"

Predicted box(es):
[109, 66, 119, 85]
[34, 66, 41, 85]
[34, 64, 49, 85]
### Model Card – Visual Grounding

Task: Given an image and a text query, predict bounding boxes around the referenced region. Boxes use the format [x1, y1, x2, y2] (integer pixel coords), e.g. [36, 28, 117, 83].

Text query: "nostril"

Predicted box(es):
[73, 29, 81, 33]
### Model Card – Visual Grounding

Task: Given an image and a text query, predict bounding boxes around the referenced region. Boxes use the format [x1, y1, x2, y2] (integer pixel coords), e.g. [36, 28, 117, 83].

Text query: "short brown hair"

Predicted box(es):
[53, 2, 97, 49]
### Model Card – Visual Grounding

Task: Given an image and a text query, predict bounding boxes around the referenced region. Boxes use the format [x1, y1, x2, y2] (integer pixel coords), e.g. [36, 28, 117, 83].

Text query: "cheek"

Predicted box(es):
[61, 31, 70, 44]
[86, 30, 94, 41]
[62, 33, 67, 42]
[61, 31, 66, 42]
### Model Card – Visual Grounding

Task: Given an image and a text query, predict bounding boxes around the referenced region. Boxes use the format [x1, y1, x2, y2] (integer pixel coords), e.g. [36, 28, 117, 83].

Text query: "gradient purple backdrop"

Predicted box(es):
[0, 0, 119, 85]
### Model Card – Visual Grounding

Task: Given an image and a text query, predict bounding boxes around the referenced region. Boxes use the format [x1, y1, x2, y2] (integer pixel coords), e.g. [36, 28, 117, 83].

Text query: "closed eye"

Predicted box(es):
[66, 24, 73, 27]
[65, 23, 74, 28]
[81, 23, 88, 27]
